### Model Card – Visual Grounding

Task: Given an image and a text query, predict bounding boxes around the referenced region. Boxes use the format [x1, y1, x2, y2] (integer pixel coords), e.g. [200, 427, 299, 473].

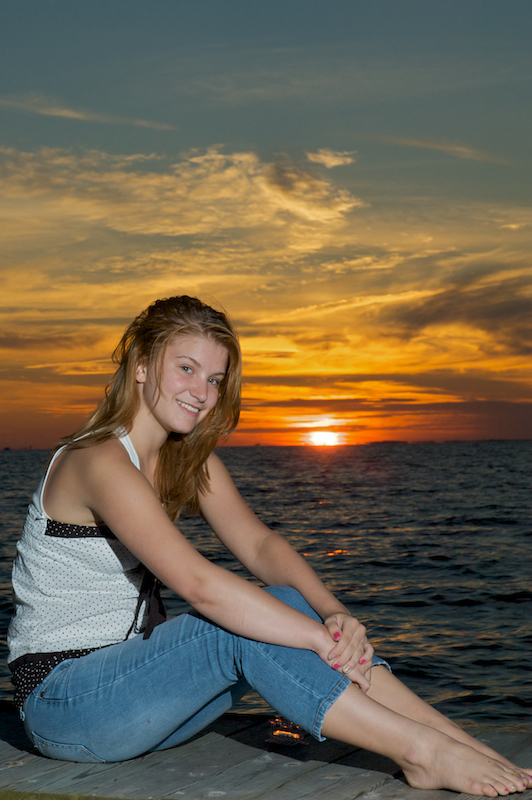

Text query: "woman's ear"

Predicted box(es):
[135, 360, 147, 383]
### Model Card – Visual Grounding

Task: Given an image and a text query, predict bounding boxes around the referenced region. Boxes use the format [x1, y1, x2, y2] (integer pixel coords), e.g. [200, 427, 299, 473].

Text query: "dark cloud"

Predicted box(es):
[265, 161, 302, 193]
[291, 333, 349, 351]
[0, 366, 111, 386]
[0, 329, 102, 351]
[243, 351, 296, 360]
[245, 398, 413, 412]
[242, 371, 532, 401]
[232, 424, 370, 435]
[370, 273, 532, 355]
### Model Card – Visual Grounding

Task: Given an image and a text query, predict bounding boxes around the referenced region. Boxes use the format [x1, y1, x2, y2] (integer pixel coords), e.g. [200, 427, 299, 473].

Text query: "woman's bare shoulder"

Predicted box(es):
[206, 450, 224, 471]
[204, 451, 237, 489]
[76, 436, 131, 461]
[43, 437, 140, 525]
[52, 437, 133, 477]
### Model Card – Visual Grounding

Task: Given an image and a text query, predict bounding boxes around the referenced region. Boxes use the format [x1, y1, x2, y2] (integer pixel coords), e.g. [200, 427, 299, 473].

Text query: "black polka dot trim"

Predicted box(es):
[45, 520, 116, 539]
[9, 649, 100, 709]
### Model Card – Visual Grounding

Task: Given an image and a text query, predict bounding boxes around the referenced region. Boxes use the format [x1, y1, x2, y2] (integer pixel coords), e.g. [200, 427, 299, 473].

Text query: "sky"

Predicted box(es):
[1, 0, 531, 448]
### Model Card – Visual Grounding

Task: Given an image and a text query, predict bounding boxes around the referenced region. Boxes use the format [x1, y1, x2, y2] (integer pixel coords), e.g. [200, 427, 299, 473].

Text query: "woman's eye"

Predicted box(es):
[208, 377, 219, 387]
[181, 365, 192, 373]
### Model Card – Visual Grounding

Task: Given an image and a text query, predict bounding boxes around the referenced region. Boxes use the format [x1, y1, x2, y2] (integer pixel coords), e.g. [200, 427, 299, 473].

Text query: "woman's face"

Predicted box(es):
[136, 334, 229, 436]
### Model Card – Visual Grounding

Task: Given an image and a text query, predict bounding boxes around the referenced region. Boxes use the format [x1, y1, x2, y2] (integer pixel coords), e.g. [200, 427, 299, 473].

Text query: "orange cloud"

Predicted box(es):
[1, 145, 531, 449]
[306, 149, 356, 168]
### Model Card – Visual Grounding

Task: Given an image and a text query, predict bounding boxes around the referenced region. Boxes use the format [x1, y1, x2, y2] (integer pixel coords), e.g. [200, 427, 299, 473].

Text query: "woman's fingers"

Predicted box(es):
[331, 641, 374, 679]
[343, 664, 371, 692]
[326, 617, 368, 665]
[322, 614, 375, 692]
[323, 614, 343, 644]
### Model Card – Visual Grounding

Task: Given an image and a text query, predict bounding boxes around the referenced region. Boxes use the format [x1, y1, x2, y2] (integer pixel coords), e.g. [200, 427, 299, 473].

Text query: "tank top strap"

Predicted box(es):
[33, 432, 140, 516]
[32, 445, 69, 516]
[116, 431, 141, 469]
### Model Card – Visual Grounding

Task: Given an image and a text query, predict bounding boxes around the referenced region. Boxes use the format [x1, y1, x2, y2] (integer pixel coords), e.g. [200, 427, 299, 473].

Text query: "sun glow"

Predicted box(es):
[310, 431, 338, 446]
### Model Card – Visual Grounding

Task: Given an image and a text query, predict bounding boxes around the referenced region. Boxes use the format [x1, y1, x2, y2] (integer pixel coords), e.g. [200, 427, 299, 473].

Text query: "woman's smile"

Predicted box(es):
[136, 334, 229, 435]
[176, 399, 200, 414]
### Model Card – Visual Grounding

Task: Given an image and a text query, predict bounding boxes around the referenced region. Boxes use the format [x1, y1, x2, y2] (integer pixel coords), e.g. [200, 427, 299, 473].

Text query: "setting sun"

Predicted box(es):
[310, 431, 338, 446]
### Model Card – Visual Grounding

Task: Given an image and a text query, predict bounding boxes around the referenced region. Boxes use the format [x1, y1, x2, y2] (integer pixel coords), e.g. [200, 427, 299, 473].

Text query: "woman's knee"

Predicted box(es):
[262, 586, 320, 621]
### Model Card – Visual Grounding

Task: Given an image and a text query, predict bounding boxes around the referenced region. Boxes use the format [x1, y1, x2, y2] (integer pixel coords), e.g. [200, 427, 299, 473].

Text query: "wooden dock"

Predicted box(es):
[1, 701, 531, 800]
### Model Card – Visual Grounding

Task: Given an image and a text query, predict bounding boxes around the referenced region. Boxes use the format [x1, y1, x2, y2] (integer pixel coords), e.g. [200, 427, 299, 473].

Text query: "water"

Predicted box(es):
[1, 442, 530, 729]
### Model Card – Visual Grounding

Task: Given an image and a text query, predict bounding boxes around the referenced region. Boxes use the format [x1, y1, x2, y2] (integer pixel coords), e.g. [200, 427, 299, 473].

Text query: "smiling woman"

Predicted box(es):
[135, 335, 229, 441]
[6, 295, 532, 795]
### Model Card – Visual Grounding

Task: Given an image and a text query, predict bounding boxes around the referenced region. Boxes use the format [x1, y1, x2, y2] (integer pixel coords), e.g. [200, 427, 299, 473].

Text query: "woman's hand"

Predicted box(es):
[322, 612, 374, 690]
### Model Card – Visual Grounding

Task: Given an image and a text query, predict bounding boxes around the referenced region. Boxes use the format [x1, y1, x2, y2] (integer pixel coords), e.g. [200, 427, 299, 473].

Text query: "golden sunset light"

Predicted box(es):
[310, 432, 338, 447]
[1, 2, 531, 450]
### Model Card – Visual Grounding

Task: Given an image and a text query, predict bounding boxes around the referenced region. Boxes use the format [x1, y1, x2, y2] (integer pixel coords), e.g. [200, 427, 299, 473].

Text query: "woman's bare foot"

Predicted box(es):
[365, 667, 532, 791]
[443, 723, 532, 788]
[402, 728, 530, 796]
[324, 671, 531, 796]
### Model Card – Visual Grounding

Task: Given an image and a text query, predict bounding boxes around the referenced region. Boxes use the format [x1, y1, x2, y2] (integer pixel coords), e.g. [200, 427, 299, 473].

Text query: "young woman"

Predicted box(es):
[8, 296, 531, 796]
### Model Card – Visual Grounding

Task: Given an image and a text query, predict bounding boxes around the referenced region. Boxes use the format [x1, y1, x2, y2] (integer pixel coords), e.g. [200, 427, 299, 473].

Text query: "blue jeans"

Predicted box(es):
[22, 586, 389, 762]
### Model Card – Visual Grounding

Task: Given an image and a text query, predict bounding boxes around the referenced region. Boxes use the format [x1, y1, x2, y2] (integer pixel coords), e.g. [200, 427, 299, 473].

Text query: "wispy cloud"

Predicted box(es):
[0, 146, 361, 243]
[377, 134, 508, 164]
[256, 289, 435, 323]
[163, 47, 531, 108]
[1, 143, 531, 446]
[0, 93, 174, 130]
[306, 149, 356, 168]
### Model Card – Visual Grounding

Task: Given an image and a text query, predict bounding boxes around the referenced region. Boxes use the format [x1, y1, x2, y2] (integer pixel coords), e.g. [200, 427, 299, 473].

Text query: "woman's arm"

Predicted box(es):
[65, 442, 359, 679]
[199, 454, 373, 675]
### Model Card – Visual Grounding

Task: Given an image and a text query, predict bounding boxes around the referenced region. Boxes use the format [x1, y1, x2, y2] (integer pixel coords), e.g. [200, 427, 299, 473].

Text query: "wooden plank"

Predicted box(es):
[0, 791, 118, 800]
[243, 762, 392, 800]
[335, 747, 401, 776]
[102, 741, 325, 799]
[1, 702, 532, 800]
[11, 734, 221, 795]
[474, 729, 532, 759]
[2, 758, 129, 796]
[0, 739, 28, 761]
[0, 752, 74, 791]
[361, 780, 455, 800]
[33, 732, 262, 797]
[160, 751, 328, 800]
[482, 733, 532, 770]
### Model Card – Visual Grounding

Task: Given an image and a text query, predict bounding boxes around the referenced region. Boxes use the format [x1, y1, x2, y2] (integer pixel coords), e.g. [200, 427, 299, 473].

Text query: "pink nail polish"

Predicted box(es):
[333, 663, 340, 670]
[333, 632, 341, 640]
[360, 658, 366, 664]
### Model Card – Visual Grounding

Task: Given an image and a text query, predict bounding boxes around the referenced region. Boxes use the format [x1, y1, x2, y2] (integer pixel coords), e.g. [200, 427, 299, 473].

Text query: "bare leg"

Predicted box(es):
[322, 668, 532, 797]
[366, 667, 529, 771]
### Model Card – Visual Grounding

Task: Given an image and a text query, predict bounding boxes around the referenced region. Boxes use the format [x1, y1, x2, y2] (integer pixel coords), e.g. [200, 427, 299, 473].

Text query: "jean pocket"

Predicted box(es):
[30, 658, 75, 702]
[31, 732, 106, 763]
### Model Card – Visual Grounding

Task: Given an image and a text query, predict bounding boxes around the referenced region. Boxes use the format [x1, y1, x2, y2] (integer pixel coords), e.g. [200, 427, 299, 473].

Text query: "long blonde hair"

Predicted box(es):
[61, 296, 241, 519]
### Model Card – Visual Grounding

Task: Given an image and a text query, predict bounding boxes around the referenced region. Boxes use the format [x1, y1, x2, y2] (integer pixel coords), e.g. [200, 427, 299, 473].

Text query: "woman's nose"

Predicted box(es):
[190, 377, 207, 402]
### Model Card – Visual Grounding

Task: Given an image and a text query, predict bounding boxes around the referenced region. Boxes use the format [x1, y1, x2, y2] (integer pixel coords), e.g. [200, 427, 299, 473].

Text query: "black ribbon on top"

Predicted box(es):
[127, 567, 167, 640]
